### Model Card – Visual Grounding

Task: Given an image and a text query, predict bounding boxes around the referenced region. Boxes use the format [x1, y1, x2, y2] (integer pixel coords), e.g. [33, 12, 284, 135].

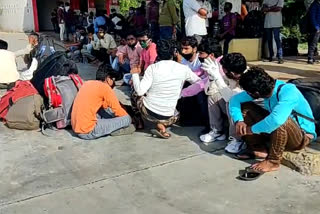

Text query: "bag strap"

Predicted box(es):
[277, 84, 316, 123]
[69, 74, 83, 90]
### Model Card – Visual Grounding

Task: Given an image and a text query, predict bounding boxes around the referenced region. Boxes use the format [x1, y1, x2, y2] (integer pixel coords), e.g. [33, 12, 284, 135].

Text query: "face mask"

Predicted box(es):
[129, 10, 134, 14]
[181, 53, 194, 61]
[65, 6, 70, 11]
[199, 57, 205, 63]
[99, 33, 104, 37]
[140, 40, 150, 49]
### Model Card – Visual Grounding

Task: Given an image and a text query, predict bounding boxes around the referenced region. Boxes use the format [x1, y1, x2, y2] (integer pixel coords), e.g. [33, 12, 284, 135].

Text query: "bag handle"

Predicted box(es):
[277, 84, 316, 123]
[69, 74, 83, 90]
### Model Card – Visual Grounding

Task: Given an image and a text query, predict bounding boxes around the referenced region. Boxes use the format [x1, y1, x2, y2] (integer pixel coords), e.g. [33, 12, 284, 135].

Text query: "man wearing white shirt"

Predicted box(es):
[0, 40, 19, 89]
[183, 0, 208, 43]
[131, 40, 200, 139]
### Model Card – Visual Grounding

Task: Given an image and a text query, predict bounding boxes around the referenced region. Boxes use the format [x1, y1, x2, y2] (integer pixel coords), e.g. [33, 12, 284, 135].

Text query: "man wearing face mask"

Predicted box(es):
[71, 64, 134, 140]
[116, 32, 143, 69]
[179, 36, 209, 130]
[82, 26, 116, 62]
[137, 31, 157, 73]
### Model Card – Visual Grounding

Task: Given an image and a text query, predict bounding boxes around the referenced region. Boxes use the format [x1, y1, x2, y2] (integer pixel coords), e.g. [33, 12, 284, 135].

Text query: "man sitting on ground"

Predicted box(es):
[199, 53, 247, 155]
[131, 39, 200, 138]
[136, 30, 157, 73]
[229, 67, 316, 172]
[71, 65, 134, 140]
[0, 40, 19, 89]
[81, 26, 117, 63]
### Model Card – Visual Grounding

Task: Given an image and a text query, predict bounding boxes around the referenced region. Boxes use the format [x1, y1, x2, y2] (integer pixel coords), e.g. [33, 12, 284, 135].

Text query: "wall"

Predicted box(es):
[0, 0, 34, 32]
[37, 0, 57, 31]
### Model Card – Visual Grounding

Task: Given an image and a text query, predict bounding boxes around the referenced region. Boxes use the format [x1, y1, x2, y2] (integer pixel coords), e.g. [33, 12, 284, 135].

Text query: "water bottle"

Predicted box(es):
[213, 22, 220, 38]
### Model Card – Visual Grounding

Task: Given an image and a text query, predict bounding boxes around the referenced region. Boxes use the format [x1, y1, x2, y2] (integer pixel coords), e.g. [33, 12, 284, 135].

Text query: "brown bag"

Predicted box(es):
[5, 94, 43, 130]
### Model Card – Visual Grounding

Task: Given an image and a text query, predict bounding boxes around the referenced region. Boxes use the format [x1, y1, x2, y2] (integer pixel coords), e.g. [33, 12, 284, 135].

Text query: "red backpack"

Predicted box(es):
[42, 74, 83, 129]
[0, 81, 38, 120]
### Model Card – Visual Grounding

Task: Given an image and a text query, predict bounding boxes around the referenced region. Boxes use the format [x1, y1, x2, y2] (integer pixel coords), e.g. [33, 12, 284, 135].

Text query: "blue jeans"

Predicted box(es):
[150, 23, 160, 42]
[78, 108, 131, 140]
[265, 28, 283, 59]
[160, 26, 173, 40]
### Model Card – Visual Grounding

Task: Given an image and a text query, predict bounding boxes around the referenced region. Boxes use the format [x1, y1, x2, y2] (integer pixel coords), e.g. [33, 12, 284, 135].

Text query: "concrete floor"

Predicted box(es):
[0, 32, 320, 214]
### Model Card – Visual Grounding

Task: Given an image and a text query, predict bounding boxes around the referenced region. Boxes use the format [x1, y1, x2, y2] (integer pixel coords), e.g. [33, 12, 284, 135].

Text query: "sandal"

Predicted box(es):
[233, 149, 266, 160]
[238, 167, 264, 181]
[150, 129, 171, 139]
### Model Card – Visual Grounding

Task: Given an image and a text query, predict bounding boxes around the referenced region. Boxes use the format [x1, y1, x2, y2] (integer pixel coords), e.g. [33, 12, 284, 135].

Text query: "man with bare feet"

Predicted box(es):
[229, 67, 317, 173]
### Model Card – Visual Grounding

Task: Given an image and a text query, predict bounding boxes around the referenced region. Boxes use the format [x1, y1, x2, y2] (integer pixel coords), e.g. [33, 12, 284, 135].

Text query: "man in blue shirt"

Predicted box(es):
[229, 67, 316, 173]
[308, 0, 320, 64]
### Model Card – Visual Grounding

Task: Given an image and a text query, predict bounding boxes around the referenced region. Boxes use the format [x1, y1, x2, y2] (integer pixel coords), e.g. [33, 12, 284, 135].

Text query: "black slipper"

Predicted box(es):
[238, 167, 264, 181]
[150, 129, 171, 139]
[234, 149, 256, 160]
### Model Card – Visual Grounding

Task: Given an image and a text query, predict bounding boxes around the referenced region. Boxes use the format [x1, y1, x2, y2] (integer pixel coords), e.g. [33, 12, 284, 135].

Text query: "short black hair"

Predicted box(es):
[220, 53, 247, 74]
[156, 39, 176, 60]
[239, 67, 276, 97]
[181, 36, 198, 48]
[98, 25, 106, 31]
[0, 39, 8, 50]
[96, 64, 119, 81]
[126, 30, 136, 39]
[29, 32, 39, 41]
[65, 2, 70, 6]
[135, 30, 151, 39]
[225, 2, 233, 10]
[111, 8, 116, 12]
[58, 1, 64, 7]
[198, 38, 222, 58]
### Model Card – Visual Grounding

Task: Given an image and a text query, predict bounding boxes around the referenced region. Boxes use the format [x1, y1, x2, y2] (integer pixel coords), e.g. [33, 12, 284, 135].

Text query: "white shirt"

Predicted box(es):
[0, 50, 20, 84]
[263, 0, 284, 28]
[197, 0, 212, 27]
[132, 60, 201, 116]
[183, 0, 207, 36]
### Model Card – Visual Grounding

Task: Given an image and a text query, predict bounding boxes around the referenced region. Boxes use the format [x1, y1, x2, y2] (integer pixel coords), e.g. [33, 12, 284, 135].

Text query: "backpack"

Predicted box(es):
[31, 51, 78, 97]
[0, 81, 43, 130]
[41, 74, 83, 130]
[277, 78, 320, 135]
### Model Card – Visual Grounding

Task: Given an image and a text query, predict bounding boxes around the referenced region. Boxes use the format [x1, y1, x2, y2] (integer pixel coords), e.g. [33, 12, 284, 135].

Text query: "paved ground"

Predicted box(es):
[0, 32, 320, 214]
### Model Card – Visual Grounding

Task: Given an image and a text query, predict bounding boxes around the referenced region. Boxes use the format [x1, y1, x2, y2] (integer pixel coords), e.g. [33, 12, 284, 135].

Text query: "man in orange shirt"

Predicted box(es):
[71, 65, 134, 140]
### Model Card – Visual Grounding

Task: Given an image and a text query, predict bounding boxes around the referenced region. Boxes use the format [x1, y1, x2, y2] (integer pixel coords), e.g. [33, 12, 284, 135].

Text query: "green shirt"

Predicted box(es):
[159, 0, 179, 27]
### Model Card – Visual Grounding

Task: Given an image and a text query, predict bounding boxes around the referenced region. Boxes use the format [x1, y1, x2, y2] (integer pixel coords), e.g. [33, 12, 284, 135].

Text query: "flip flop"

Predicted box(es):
[150, 129, 171, 139]
[238, 167, 264, 181]
[233, 148, 256, 160]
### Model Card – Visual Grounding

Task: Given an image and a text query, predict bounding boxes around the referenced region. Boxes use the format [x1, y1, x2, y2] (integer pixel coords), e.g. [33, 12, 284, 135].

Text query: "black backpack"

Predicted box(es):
[30, 51, 78, 97]
[277, 78, 320, 135]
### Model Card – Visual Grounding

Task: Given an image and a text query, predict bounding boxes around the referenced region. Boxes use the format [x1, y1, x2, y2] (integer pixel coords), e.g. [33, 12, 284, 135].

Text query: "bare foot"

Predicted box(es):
[253, 151, 268, 159]
[251, 160, 280, 173]
[156, 123, 171, 138]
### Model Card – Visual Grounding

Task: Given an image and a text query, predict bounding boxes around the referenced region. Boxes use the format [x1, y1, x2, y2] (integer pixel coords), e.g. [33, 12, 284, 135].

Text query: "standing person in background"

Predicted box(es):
[126, 7, 136, 30]
[241, 0, 248, 21]
[51, 10, 59, 33]
[133, 8, 147, 32]
[305, 0, 315, 11]
[262, 0, 284, 64]
[220, 2, 237, 56]
[64, 2, 76, 42]
[197, 0, 212, 34]
[139, 1, 147, 16]
[57, 1, 65, 42]
[147, 0, 160, 42]
[87, 11, 95, 30]
[159, 0, 179, 40]
[94, 11, 106, 33]
[307, 0, 320, 64]
[183, 0, 208, 43]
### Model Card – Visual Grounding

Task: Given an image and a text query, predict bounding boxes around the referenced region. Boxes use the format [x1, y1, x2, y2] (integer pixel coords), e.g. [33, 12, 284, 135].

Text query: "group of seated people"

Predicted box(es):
[68, 31, 317, 174]
[0, 29, 317, 174]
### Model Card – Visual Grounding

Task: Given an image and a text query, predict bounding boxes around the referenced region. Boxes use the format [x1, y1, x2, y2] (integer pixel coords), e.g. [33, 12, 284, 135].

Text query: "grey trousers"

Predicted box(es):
[208, 97, 240, 140]
[78, 108, 131, 140]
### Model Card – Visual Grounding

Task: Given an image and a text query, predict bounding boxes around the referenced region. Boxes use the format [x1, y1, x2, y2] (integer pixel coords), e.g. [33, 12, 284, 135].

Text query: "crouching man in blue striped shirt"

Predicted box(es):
[229, 67, 317, 173]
